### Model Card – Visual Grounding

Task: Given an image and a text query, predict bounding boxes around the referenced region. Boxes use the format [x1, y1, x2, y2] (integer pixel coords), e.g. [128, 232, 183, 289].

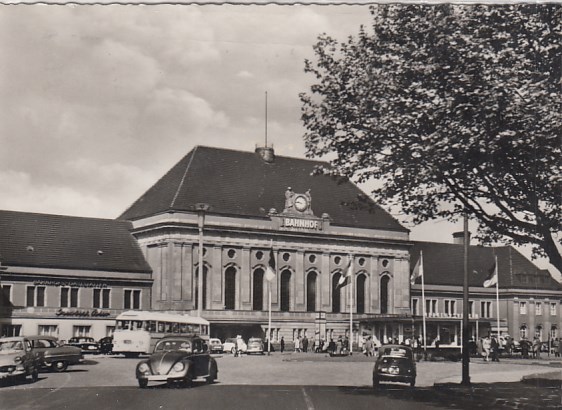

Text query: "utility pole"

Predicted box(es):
[461, 213, 471, 385]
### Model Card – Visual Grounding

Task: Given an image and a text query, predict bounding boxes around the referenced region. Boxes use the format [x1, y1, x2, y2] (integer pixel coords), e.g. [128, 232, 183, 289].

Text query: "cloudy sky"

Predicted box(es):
[0, 3, 558, 277]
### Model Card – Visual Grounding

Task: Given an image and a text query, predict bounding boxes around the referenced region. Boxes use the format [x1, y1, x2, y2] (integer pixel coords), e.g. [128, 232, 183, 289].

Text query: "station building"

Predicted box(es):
[0, 145, 560, 346]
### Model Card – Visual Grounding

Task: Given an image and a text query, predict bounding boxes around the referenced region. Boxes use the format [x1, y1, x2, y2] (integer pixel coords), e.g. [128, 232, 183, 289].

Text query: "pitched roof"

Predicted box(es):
[0, 210, 152, 274]
[410, 241, 561, 291]
[118, 146, 407, 232]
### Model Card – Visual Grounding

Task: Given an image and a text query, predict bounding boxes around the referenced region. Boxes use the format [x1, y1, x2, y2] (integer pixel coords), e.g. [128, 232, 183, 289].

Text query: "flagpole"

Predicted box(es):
[495, 255, 500, 339]
[268, 240, 273, 355]
[349, 254, 353, 354]
[421, 251, 427, 355]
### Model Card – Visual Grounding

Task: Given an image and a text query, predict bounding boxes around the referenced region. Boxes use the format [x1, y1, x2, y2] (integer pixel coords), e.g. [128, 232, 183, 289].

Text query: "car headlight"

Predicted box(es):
[138, 363, 150, 373]
[172, 362, 185, 372]
[14, 356, 22, 364]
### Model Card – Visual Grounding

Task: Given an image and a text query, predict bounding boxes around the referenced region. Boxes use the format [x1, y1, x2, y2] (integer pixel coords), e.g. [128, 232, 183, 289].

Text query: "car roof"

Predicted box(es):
[159, 335, 199, 342]
[0, 336, 26, 342]
[25, 335, 58, 341]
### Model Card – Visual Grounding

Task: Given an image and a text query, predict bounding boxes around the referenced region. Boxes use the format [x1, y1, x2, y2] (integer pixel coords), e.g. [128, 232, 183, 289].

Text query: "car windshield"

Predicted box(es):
[155, 339, 192, 352]
[0, 340, 24, 352]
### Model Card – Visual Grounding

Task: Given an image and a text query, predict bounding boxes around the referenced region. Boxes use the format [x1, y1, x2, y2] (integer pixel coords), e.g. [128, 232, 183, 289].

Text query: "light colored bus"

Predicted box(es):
[112, 311, 210, 357]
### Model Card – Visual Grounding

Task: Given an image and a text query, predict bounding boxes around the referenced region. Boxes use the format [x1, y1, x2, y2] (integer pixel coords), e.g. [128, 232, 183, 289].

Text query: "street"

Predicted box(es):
[0, 353, 561, 409]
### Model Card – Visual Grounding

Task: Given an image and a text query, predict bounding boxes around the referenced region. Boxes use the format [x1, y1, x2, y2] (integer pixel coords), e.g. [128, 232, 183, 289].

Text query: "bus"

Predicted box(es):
[112, 311, 210, 357]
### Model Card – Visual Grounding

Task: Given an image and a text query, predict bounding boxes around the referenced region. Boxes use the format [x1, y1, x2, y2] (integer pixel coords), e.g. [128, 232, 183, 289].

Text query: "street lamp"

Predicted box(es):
[195, 203, 210, 318]
[461, 213, 471, 386]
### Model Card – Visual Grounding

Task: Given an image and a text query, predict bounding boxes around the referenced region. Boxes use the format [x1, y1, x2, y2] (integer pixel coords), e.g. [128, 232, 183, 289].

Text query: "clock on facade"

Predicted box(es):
[294, 195, 308, 212]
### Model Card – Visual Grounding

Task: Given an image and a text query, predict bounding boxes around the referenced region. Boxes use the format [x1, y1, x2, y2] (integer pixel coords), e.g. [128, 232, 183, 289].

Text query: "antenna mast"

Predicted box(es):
[265, 91, 268, 148]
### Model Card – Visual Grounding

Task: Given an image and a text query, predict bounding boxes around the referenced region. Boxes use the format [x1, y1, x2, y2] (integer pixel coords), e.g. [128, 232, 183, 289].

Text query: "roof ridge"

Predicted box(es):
[170, 146, 198, 208]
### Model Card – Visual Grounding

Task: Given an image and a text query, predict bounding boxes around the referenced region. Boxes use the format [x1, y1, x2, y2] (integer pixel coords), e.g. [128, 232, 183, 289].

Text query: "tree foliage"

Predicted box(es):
[301, 4, 562, 272]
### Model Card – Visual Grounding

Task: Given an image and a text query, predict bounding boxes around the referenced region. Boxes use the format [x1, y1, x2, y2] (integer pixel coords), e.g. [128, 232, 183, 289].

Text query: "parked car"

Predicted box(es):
[246, 338, 264, 355]
[222, 337, 247, 354]
[98, 337, 114, 355]
[208, 338, 224, 354]
[0, 336, 40, 384]
[135, 335, 218, 388]
[66, 337, 100, 354]
[27, 335, 82, 372]
[372, 345, 416, 388]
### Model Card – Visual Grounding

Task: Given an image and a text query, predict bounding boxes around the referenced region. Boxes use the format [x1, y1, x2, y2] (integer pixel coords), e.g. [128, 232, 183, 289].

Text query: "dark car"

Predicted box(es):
[98, 337, 113, 355]
[372, 345, 416, 388]
[135, 336, 218, 388]
[27, 335, 82, 372]
[67, 337, 100, 354]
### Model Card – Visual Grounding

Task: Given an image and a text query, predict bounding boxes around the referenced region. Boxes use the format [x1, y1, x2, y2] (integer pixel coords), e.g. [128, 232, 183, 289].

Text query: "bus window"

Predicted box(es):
[171, 323, 180, 333]
[147, 321, 156, 332]
[157, 322, 165, 333]
[133, 321, 143, 330]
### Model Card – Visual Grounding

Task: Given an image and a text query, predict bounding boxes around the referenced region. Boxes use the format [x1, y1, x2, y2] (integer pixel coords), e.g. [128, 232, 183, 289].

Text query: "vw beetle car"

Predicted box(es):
[0, 336, 40, 384]
[372, 345, 416, 388]
[246, 338, 264, 355]
[135, 336, 218, 388]
[223, 337, 247, 354]
[28, 335, 82, 372]
[67, 337, 100, 354]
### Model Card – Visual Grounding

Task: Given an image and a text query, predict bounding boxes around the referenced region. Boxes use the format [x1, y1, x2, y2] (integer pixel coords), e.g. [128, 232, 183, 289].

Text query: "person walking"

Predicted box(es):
[557, 338, 562, 358]
[280, 336, 285, 353]
[302, 336, 308, 353]
[482, 336, 491, 361]
[533, 337, 541, 359]
[294, 336, 301, 353]
[491, 336, 500, 362]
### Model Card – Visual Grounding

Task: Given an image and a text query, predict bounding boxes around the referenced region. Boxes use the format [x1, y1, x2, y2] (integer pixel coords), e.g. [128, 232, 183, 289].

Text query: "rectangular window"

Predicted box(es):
[425, 299, 438, 315]
[412, 298, 419, 316]
[480, 301, 492, 318]
[551, 303, 557, 316]
[93, 289, 111, 309]
[26, 286, 46, 307]
[1, 324, 22, 337]
[444, 300, 457, 316]
[1, 284, 11, 303]
[124, 289, 141, 310]
[38, 325, 58, 336]
[535, 302, 542, 316]
[73, 325, 91, 337]
[61, 287, 79, 308]
[469, 300, 475, 317]
[520, 301, 527, 315]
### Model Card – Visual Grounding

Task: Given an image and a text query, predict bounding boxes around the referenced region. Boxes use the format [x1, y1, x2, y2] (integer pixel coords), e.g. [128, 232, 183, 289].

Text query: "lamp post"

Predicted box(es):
[461, 213, 471, 386]
[195, 203, 210, 318]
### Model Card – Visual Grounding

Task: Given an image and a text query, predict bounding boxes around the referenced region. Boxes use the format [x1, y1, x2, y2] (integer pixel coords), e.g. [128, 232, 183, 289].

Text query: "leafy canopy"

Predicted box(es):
[301, 4, 562, 272]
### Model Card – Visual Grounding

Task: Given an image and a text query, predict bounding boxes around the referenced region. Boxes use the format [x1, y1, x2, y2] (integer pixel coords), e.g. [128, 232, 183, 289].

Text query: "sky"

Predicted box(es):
[0, 3, 559, 279]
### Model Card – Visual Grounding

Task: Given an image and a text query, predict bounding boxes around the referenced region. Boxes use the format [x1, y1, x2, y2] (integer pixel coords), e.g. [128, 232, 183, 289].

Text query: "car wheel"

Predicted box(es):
[182, 373, 193, 388]
[52, 360, 68, 372]
[410, 378, 416, 388]
[206, 365, 217, 384]
[31, 368, 39, 382]
[138, 379, 148, 389]
[372, 376, 379, 389]
[125, 353, 140, 358]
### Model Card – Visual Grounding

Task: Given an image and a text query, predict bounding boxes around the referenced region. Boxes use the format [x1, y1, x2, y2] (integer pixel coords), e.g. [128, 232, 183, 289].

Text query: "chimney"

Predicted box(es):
[255, 146, 275, 163]
[453, 231, 471, 245]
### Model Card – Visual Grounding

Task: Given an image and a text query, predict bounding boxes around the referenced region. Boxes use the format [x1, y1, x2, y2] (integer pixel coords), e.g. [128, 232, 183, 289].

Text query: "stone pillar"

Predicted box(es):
[321, 252, 331, 311]
[241, 247, 251, 309]
[370, 255, 379, 313]
[295, 250, 305, 310]
[211, 246, 222, 308]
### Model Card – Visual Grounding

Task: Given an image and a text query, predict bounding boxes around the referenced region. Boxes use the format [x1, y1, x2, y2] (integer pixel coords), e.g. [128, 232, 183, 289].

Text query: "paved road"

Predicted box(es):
[1, 352, 561, 409]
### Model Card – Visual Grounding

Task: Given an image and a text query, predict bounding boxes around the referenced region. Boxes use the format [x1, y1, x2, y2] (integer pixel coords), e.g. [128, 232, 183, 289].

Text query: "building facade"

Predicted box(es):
[0, 211, 153, 341]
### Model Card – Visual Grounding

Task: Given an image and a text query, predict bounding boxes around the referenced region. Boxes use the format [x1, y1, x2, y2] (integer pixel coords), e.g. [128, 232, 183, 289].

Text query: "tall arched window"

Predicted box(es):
[253, 268, 264, 311]
[194, 266, 208, 310]
[280, 270, 291, 312]
[380, 275, 390, 314]
[535, 325, 543, 340]
[332, 274, 342, 313]
[306, 272, 317, 312]
[520, 325, 528, 340]
[356, 274, 367, 314]
[225, 266, 236, 310]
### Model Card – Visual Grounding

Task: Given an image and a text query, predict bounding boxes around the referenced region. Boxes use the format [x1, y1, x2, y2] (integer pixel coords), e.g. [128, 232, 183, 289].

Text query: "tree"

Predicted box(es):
[301, 4, 562, 272]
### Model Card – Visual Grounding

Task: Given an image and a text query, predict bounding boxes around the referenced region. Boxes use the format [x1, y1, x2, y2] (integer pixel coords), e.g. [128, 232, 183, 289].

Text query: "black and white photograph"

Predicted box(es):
[0, 1, 560, 409]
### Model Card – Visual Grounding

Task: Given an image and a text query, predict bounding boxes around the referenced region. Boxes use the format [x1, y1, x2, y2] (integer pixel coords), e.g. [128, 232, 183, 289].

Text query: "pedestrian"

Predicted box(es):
[482, 336, 491, 361]
[280, 336, 285, 353]
[302, 336, 308, 353]
[491, 336, 500, 362]
[552, 338, 559, 358]
[235, 335, 245, 358]
[294, 336, 301, 353]
[328, 338, 336, 355]
[532, 337, 541, 359]
[557, 338, 562, 358]
[521, 339, 529, 359]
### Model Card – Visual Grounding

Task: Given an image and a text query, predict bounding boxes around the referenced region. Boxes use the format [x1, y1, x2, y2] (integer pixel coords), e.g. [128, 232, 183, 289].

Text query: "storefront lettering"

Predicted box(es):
[56, 309, 111, 317]
[34, 280, 108, 288]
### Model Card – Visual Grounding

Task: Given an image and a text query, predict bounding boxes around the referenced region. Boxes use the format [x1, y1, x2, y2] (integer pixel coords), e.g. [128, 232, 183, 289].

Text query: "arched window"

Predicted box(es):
[194, 266, 208, 310]
[356, 274, 367, 314]
[280, 270, 291, 312]
[535, 325, 543, 340]
[306, 272, 317, 312]
[253, 268, 264, 311]
[380, 275, 390, 314]
[225, 266, 236, 310]
[550, 326, 558, 340]
[332, 273, 342, 313]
